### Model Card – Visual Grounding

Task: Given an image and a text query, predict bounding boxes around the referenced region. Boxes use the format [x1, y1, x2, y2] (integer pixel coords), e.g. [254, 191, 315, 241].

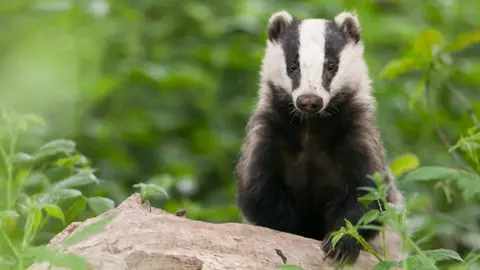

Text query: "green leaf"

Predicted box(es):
[133, 183, 169, 200]
[32, 208, 43, 233]
[424, 249, 463, 262]
[373, 260, 401, 270]
[357, 186, 379, 194]
[52, 170, 100, 190]
[9, 152, 35, 166]
[380, 57, 420, 79]
[62, 214, 116, 248]
[344, 219, 356, 231]
[39, 139, 76, 152]
[66, 198, 87, 223]
[34, 139, 76, 159]
[38, 188, 83, 204]
[51, 189, 83, 201]
[87, 197, 115, 215]
[403, 254, 438, 270]
[54, 154, 90, 169]
[330, 232, 344, 248]
[357, 224, 384, 232]
[403, 166, 480, 199]
[15, 168, 31, 185]
[24, 172, 50, 189]
[276, 265, 303, 270]
[390, 153, 420, 177]
[403, 166, 474, 182]
[42, 204, 65, 224]
[358, 210, 380, 225]
[412, 29, 444, 59]
[445, 30, 480, 52]
[369, 172, 385, 188]
[24, 246, 87, 270]
[358, 193, 379, 207]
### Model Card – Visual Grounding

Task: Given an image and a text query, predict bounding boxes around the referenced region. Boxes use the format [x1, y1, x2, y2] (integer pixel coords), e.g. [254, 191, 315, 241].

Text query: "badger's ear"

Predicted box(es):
[267, 11, 293, 42]
[334, 11, 361, 44]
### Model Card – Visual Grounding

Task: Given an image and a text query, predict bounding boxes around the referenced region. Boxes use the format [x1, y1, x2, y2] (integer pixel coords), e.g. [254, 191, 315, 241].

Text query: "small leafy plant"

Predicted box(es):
[0, 111, 115, 270]
[329, 169, 465, 270]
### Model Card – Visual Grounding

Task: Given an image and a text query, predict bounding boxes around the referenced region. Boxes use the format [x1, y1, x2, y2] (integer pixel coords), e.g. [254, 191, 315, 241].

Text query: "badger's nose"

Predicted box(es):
[296, 94, 324, 113]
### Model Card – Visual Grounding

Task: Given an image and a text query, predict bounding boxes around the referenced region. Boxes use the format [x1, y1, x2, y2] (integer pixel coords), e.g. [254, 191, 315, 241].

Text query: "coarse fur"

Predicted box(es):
[235, 10, 404, 266]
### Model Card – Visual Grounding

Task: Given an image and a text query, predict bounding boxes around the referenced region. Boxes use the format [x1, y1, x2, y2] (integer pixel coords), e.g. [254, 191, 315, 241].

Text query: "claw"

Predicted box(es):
[323, 248, 334, 261]
[321, 234, 361, 265]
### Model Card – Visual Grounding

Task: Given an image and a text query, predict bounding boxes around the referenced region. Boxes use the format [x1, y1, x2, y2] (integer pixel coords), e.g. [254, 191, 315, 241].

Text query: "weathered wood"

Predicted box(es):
[28, 193, 399, 270]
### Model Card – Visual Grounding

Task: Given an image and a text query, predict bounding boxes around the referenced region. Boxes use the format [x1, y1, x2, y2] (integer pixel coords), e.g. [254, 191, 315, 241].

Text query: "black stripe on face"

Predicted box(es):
[280, 18, 302, 91]
[322, 21, 348, 92]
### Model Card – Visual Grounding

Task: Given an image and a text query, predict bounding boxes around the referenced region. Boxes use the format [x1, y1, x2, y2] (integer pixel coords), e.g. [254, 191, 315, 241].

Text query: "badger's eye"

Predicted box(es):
[288, 62, 298, 73]
[325, 60, 338, 72]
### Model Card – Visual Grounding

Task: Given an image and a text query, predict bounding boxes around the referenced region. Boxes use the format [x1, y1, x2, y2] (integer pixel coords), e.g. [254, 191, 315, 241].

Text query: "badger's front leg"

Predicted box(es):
[322, 186, 384, 264]
[235, 133, 298, 234]
[321, 141, 385, 265]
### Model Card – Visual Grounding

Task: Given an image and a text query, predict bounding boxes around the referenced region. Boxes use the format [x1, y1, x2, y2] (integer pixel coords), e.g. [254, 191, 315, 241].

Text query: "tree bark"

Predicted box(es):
[28, 193, 389, 270]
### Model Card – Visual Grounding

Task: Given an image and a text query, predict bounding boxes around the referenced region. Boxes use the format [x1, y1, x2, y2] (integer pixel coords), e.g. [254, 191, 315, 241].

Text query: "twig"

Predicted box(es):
[275, 248, 287, 264]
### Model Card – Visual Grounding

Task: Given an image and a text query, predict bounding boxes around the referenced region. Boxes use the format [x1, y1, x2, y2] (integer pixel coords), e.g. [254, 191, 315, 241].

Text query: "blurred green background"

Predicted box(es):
[1, 0, 479, 268]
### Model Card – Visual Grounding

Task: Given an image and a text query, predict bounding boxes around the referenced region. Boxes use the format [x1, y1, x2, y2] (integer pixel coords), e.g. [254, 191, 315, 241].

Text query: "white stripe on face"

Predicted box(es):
[292, 19, 330, 111]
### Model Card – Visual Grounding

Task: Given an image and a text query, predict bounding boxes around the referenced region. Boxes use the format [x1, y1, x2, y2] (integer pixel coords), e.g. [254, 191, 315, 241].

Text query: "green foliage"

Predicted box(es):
[24, 246, 87, 270]
[133, 182, 170, 201]
[61, 214, 116, 248]
[276, 265, 304, 270]
[0, 112, 115, 270]
[403, 166, 480, 200]
[390, 153, 420, 177]
[0, 0, 479, 269]
[330, 164, 466, 269]
[86, 197, 115, 215]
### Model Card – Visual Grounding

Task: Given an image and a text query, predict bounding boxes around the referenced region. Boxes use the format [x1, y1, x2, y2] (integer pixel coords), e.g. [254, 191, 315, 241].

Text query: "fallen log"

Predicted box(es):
[28, 193, 395, 270]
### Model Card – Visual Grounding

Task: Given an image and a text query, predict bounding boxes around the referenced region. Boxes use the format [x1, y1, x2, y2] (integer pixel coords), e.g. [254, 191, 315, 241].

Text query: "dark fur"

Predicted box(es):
[235, 13, 393, 266]
[235, 85, 391, 265]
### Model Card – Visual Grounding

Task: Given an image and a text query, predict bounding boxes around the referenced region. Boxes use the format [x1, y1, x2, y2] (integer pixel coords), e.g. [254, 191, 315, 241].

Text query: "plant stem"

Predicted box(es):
[378, 199, 388, 260]
[0, 145, 13, 209]
[0, 226, 23, 269]
[22, 212, 34, 249]
[407, 238, 438, 269]
[355, 234, 384, 262]
[382, 228, 387, 259]
[1, 128, 18, 210]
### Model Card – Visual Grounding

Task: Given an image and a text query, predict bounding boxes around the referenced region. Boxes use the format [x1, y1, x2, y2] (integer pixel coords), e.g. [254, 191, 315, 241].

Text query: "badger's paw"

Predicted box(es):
[321, 234, 361, 265]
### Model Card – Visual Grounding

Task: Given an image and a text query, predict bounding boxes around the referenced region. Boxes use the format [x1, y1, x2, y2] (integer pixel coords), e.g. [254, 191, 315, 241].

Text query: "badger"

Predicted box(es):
[234, 10, 404, 265]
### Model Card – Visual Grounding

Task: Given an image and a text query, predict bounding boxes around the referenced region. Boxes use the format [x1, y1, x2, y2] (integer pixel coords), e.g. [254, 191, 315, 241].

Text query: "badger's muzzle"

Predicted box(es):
[295, 94, 324, 113]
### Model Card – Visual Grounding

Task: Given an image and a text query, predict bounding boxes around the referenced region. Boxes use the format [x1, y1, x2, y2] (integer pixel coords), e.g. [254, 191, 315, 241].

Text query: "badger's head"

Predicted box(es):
[260, 11, 372, 116]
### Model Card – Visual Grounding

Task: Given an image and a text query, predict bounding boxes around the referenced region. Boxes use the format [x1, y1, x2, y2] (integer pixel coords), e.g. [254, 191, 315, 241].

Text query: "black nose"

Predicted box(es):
[295, 94, 324, 113]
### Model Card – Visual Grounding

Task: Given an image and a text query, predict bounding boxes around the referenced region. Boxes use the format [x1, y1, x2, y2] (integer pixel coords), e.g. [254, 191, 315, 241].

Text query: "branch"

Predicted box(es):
[27, 193, 394, 270]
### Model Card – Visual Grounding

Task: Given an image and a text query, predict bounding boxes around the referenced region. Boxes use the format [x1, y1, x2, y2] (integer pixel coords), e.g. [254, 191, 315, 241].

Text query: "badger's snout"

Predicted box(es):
[295, 94, 324, 113]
